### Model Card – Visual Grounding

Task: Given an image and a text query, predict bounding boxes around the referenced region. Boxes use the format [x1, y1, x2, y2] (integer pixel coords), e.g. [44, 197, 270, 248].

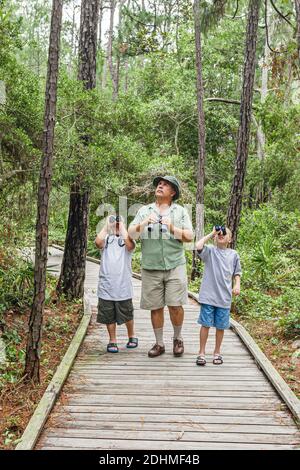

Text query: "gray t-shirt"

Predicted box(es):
[97, 235, 134, 301]
[197, 245, 242, 308]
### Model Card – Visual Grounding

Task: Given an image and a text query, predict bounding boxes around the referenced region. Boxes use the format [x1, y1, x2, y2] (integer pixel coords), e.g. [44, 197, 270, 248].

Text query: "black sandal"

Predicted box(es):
[107, 343, 119, 353]
[126, 337, 138, 349]
[196, 355, 206, 366]
[213, 354, 223, 365]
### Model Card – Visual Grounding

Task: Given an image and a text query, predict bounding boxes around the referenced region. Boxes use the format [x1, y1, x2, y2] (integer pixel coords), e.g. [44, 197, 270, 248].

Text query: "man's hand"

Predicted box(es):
[141, 212, 159, 229]
[160, 217, 172, 231]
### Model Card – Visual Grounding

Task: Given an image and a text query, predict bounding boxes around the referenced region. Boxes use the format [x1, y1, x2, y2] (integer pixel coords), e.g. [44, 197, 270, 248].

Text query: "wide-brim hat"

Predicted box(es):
[153, 175, 180, 201]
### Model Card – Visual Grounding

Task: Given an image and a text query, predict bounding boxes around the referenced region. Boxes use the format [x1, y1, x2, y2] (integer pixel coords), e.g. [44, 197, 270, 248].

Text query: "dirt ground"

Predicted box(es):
[231, 312, 300, 399]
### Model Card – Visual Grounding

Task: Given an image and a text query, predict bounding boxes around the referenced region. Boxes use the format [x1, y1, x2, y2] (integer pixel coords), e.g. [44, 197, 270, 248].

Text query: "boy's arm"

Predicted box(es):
[196, 227, 217, 252]
[95, 219, 109, 249]
[119, 223, 135, 252]
[232, 253, 242, 295]
[233, 275, 241, 296]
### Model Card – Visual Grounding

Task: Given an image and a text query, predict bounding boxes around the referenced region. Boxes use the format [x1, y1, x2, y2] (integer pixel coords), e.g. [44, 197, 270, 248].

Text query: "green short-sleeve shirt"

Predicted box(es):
[129, 202, 193, 270]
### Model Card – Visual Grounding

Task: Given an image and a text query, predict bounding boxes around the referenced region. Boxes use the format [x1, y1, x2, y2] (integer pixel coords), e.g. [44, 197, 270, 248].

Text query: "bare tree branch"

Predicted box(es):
[264, 0, 288, 54]
[269, 0, 293, 27]
[232, 0, 239, 19]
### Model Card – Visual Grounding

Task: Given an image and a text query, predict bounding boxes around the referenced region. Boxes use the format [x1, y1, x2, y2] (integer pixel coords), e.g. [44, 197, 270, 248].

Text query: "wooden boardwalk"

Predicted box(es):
[35, 247, 300, 450]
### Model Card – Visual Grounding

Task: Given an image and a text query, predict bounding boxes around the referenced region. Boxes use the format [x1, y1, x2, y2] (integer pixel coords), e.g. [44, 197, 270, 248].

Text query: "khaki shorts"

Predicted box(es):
[140, 264, 188, 310]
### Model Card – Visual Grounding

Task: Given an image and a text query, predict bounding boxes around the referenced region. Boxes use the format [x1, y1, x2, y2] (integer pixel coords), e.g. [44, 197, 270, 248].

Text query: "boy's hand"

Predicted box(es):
[107, 216, 115, 230]
[212, 226, 218, 238]
[232, 286, 240, 296]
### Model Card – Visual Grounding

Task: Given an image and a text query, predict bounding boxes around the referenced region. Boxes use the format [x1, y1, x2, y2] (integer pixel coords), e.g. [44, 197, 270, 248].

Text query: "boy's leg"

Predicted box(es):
[97, 298, 118, 352]
[199, 326, 210, 355]
[125, 319, 138, 348]
[214, 328, 224, 356]
[125, 319, 135, 339]
[213, 307, 230, 363]
[107, 322, 117, 343]
[106, 322, 118, 352]
[196, 304, 214, 364]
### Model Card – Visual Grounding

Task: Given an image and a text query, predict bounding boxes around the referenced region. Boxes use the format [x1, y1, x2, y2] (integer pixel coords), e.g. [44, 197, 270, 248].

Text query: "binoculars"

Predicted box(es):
[215, 225, 227, 235]
[148, 215, 168, 233]
[109, 215, 122, 223]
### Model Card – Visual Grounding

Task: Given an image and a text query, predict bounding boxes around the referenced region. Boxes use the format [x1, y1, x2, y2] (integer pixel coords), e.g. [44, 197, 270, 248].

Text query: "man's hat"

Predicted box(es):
[153, 175, 180, 201]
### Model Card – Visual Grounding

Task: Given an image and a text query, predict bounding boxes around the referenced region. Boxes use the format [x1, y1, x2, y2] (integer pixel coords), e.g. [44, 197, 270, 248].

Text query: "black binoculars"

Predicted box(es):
[109, 215, 121, 223]
[215, 225, 227, 235]
[148, 215, 168, 233]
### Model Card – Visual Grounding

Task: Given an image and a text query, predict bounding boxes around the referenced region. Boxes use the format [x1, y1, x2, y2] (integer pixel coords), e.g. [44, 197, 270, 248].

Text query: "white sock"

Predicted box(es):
[173, 325, 183, 340]
[154, 327, 164, 347]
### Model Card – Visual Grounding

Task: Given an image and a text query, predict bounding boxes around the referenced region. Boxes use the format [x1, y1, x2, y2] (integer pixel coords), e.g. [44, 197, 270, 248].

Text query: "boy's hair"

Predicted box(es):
[226, 227, 232, 242]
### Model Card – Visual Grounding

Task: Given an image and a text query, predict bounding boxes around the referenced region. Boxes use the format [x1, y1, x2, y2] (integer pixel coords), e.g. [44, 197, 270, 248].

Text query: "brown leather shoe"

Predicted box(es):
[173, 338, 184, 357]
[148, 344, 165, 358]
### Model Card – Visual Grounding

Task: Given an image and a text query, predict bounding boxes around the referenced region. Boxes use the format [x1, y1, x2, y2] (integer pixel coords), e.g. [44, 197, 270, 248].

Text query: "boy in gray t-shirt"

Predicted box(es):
[195, 226, 242, 366]
[95, 216, 138, 353]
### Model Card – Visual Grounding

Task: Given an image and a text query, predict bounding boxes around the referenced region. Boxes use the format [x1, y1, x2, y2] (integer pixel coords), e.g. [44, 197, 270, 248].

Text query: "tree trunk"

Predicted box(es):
[98, 0, 103, 50]
[98, 0, 104, 87]
[227, 0, 260, 248]
[191, 0, 206, 280]
[256, 4, 274, 204]
[24, 0, 63, 384]
[106, 0, 117, 96]
[57, 0, 99, 300]
[69, 0, 77, 73]
[257, 5, 274, 161]
[57, 181, 90, 299]
[107, 0, 126, 100]
[295, 0, 300, 65]
[77, 0, 99, 89]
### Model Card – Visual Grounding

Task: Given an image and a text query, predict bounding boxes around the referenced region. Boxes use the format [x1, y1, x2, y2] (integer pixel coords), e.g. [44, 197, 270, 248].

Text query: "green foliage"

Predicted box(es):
[231, 206, 300, 337]
[0, 0, 22, 67]
[0, 246, 34, 316]
[0, 0, 299, 360]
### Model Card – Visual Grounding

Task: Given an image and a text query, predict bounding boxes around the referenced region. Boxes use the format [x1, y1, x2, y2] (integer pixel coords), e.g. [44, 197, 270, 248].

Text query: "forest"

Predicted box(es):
[0, 0, 299, 449]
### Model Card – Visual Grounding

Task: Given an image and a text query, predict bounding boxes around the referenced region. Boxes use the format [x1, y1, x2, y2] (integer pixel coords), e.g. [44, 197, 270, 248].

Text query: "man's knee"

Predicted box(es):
[151, 307, 164, 316]
[168, 305, 184, 314]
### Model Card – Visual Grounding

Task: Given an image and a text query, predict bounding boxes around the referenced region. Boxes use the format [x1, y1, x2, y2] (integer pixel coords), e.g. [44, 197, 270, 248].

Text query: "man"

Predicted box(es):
[128, 175, 194, 357]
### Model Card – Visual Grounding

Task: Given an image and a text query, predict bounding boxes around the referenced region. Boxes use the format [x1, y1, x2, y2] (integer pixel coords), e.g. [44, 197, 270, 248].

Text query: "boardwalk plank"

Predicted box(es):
[50, 411, 294, 426]
[37, 438, 297, 450]
[46, 420, 299, 435]
[40, 428, 300, 444]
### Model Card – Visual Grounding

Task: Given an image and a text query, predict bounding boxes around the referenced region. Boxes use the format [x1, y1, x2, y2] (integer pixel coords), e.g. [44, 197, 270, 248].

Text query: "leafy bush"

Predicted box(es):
[0, 247, 34, 317]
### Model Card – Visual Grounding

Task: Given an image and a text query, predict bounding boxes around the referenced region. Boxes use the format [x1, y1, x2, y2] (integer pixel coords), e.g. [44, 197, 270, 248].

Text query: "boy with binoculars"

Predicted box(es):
[195, 225, 242, 366]
[95, 215, 138, 353]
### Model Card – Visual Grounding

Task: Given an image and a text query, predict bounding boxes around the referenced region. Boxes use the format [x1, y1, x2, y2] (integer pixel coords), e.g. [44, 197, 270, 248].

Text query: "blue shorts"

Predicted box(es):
[197, 303, 230, 330]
